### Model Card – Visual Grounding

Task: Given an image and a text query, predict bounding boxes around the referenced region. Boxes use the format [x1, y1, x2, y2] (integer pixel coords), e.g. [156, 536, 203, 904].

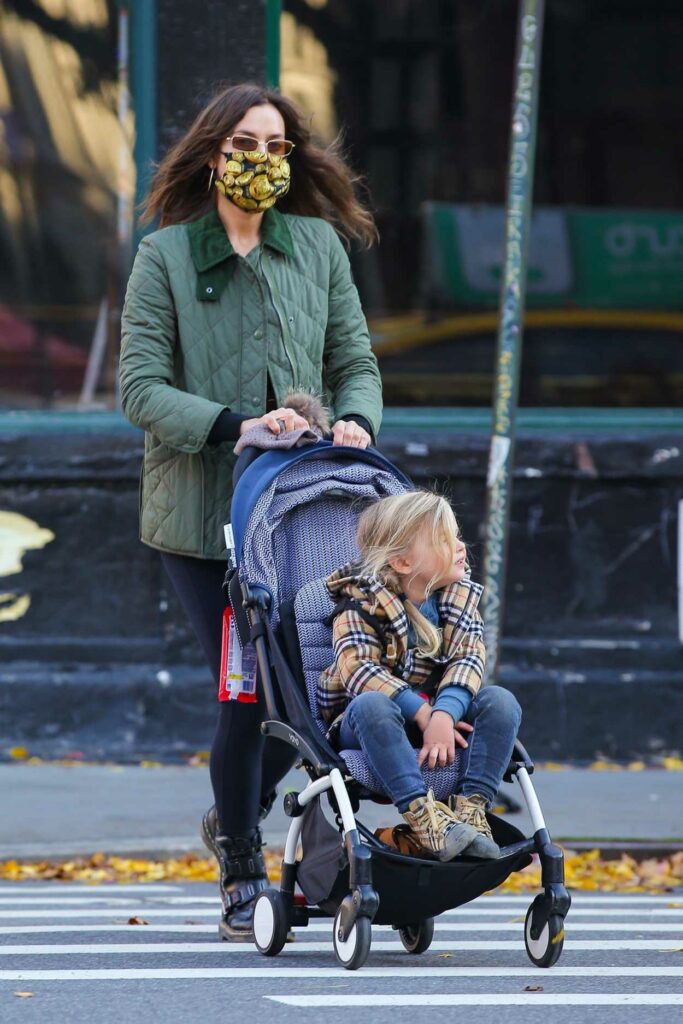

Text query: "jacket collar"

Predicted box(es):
[435, 576, 483, 623]
[325, 563, 483, 636]
[187, 206, 295, 272]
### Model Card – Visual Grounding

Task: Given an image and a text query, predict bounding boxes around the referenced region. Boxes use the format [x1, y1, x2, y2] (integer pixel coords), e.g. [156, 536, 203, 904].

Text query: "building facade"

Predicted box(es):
[1, 0, 681, 760]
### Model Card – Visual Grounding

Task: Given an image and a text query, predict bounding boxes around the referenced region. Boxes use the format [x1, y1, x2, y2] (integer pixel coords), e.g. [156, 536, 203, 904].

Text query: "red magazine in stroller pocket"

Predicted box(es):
[219, 606, 258, 703]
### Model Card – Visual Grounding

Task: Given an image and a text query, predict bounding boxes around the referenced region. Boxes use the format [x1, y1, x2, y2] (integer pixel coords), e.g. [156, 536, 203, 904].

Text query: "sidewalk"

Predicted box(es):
[2, 763, 682, 861]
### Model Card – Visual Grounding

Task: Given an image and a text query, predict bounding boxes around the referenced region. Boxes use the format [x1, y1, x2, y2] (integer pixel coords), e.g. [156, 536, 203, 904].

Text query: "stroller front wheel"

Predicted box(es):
[332, 907, 372, 970]
[398, 918, 435, 954]
[253, 890, 290, 956]
[524, 905, 565, 968]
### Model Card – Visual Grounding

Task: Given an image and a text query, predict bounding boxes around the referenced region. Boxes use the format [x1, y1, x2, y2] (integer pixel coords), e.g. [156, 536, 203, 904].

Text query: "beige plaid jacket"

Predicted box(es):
[317, 563, 486, 732]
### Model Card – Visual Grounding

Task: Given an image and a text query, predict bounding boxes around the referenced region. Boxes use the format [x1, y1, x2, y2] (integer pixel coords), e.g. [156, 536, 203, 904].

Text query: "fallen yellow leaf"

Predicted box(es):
[8, 746, 29, 760]
[13, 992, 34, 998]
[186, 750, 210, 766]
[1, 847, 681, 894]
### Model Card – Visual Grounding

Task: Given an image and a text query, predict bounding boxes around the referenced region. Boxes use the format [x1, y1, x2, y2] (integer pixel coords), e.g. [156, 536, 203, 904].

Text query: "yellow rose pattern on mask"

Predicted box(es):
[215, 149, 291, 212]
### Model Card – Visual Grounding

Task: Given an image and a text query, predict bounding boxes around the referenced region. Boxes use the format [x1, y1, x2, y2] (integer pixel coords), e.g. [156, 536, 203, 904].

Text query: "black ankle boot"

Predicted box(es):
[217, 827, 269, 942]
[200, 796, 275, 882]
[201, 812, 270, 942]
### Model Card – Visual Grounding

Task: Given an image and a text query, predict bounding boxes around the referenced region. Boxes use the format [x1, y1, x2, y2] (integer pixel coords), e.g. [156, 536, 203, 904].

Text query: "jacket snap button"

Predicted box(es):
[252, 397, 260, 406]
[254, 329, 263, 339]
[205, 286, 213, 295]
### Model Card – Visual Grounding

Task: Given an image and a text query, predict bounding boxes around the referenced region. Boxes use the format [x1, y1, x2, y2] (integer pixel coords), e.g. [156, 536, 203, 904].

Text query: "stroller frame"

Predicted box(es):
[239, 580, 572, 971]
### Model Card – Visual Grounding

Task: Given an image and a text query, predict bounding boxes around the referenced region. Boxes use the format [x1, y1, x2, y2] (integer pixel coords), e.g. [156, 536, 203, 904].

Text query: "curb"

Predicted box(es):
[558, 840, 683, 861]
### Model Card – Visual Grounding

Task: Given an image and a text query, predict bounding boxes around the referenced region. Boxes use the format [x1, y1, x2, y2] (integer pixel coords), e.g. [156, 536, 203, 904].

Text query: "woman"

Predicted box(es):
[119, 82, 382, 941]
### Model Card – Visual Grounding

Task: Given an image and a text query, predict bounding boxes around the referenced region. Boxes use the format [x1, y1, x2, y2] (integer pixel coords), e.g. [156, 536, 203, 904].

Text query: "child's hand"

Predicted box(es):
[413, 702, 432, 733]
[418, 710, 458, 769]
[453, 720, 474, 749]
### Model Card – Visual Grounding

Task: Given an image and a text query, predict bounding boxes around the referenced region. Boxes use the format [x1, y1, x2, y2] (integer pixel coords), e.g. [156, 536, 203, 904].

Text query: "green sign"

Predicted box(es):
[424, 203, 683, 309]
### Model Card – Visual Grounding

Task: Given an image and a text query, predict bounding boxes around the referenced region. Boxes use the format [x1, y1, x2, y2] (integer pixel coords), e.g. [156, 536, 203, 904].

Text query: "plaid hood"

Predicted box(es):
[325, 562, 410, 635]
[324, 561, 483, 648]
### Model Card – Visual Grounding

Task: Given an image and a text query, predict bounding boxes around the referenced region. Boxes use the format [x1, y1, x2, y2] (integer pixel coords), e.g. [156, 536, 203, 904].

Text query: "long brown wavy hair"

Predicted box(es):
[141, 82, 377, 247]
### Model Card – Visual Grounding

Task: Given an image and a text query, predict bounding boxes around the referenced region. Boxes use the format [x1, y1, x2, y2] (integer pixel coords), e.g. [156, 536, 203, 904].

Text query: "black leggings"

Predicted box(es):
[160, 551, 297, 835]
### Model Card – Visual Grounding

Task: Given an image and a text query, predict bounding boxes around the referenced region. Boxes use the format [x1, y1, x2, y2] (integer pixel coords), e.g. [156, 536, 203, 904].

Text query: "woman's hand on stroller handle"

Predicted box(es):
[331, 419, 371, 449]
[240, 408, 310, 436]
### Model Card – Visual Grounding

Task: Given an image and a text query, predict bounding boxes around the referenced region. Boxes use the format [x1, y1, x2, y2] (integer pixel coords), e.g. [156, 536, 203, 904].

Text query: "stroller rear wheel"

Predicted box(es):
[253, 890, 290, 956]
[524, 904, 565, 968]
[398, 917, 435, 954]
[332, 907, 372, 970]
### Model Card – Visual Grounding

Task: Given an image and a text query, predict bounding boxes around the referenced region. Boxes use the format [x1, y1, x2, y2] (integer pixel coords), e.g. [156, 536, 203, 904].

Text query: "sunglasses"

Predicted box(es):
[223, 134, 295, 157]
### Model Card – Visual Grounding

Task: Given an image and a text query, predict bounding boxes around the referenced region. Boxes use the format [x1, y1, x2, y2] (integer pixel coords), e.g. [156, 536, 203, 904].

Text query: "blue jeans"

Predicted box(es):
[338, 686, 522, 813]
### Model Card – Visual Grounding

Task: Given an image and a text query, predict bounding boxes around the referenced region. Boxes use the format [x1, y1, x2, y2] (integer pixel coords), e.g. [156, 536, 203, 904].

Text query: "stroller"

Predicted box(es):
[223, 439, 571, 971]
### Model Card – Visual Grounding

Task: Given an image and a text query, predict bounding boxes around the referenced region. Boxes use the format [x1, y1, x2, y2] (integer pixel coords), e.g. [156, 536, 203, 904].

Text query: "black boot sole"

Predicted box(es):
[218, 918, 257, 943]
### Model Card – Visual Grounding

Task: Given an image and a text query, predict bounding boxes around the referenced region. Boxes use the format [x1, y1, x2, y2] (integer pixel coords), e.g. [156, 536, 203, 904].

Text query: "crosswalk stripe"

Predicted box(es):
[0, 939, 678, 951]
[480, 896, 683, 904]
[267, 994, 683, 1007]
[1, 967, 683, 983]
[0, 892, 679, 906]
[0, 924, 676, 948]
[2, 945, 683, 971]
[0, 898, 152, 906]
[0, 905, 679, 921]
[0, 886, 181, 894]
[0, 926, 219, 935]
[443, 908, 683, 917]
[1, 910, 680, 933]
[1, 910, 216, 918]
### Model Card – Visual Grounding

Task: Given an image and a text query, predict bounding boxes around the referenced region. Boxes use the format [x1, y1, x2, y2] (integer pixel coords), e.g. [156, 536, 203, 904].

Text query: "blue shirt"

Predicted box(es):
[394, 591, 472, 724]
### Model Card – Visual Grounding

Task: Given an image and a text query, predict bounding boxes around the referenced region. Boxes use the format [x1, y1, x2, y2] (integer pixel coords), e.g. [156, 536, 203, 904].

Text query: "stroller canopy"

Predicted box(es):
[232, 442, 411, 620]
[231, 442, 410, 563]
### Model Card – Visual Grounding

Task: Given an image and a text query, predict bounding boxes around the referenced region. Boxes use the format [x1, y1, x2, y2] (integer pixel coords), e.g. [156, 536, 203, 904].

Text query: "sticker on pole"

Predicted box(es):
[487, 435, 511, 489]
[218, 607, 258, 703]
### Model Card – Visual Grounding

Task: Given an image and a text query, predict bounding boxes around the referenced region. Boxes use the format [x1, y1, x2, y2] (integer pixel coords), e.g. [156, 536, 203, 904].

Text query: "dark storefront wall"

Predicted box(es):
[1, 409, 681, 762]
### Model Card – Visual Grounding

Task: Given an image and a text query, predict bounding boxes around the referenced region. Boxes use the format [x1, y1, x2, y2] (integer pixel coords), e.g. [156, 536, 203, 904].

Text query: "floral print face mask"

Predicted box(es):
[215, 147, 291, 212]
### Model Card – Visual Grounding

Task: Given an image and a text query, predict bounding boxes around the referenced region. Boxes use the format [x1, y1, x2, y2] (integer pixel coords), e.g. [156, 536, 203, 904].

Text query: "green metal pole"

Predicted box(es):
[265, 0, 281, 89]
[481, 0, 545, 681]
[131, 0, 157, 252]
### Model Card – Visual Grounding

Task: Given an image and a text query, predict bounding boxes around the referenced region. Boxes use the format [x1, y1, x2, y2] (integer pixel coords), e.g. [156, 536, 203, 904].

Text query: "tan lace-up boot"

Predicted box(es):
[403, 790, 479, 862]
[448, 794, 500, 859]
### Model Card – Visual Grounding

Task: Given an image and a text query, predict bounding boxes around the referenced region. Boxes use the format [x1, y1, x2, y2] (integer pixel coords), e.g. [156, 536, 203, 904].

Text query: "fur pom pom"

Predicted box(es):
[283, 390, 331, 434]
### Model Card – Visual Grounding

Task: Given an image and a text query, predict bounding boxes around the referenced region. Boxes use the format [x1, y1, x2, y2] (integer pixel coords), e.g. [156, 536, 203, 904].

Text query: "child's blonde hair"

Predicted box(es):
[356, 491, 462, 657]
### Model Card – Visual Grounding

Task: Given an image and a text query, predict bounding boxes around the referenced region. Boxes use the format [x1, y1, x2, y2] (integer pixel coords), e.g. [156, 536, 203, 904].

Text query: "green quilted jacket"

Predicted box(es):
[119, 207, 383, 559]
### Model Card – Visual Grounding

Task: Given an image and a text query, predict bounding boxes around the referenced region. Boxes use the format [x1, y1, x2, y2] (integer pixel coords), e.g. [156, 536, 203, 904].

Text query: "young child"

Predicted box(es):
[318, 491, 522, 862]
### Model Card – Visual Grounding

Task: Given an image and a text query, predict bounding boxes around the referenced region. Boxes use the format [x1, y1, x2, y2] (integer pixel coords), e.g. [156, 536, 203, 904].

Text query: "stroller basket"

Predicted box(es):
[298, 800, 532, 926]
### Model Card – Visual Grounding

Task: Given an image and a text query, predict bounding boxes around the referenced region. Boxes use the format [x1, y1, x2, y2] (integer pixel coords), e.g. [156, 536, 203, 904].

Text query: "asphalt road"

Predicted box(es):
[1, 883, 682, 1024]
[3, 764, 682, 860]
